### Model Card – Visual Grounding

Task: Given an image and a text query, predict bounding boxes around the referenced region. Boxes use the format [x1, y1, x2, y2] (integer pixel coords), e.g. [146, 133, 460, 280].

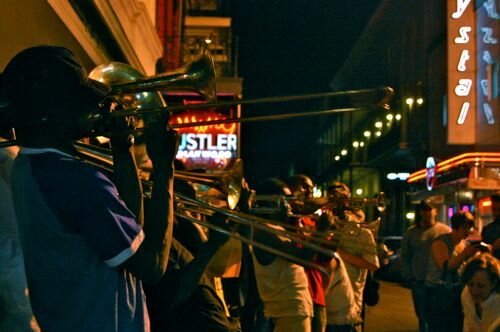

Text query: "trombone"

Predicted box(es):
[72, 140, 336, 274]
[69, 141, 382, 260]
[0, 38, 393, 148]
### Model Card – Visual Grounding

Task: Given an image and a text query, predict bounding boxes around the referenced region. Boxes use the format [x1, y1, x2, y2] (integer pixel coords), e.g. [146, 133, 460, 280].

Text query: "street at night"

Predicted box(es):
[0, 1, 499, 332]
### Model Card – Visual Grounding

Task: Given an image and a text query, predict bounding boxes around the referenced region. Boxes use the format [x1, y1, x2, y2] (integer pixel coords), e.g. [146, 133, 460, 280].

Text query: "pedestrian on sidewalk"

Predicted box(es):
[425, 211, 482, 332]
[401, 200, 450, 332]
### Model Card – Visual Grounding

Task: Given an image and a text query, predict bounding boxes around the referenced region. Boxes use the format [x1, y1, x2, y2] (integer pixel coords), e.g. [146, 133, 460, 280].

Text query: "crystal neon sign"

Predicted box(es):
[447, 0, 477, 144]
[475, 0, 498, 144]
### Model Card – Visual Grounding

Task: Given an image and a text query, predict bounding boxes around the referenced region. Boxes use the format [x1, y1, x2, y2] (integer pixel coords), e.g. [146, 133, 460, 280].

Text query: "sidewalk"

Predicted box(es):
[364, 281, 418, 332]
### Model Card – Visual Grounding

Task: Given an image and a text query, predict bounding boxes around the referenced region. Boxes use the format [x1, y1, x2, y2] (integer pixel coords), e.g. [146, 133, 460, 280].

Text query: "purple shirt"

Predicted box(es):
[11, 148, 148, 331]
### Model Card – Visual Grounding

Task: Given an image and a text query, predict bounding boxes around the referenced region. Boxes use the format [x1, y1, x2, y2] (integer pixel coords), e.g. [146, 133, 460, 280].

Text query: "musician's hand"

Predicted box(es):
[144, 115, 179, 170]
[317, 210, 335, 233]
[237, 179, 254, 214]
[207, 212, 234, 248]
[109, 116, 135, 154]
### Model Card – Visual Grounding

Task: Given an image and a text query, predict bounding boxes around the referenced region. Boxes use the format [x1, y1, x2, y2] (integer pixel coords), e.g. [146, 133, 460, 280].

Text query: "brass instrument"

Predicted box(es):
[104, 86, 394, 128]
[72, 140, 335, 274]
[0, 42, 396, 276]
[86, 40, 216, 136]
[312, 217, 381, 255]
[251, 191, 387, 215]
[245, 192, 383, 254]
[61, 139, 379, 264]
[348, 192, 387, 212]
[90, 42, 216, 104]
[73, 141, 243, 209]
[174, 192, 336, 258]
[0, 36, 394, 149]
[175, 159, 244, 210]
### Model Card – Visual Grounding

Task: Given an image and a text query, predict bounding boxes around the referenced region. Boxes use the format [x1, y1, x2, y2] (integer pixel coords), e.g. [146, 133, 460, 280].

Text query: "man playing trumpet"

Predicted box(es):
[320, 182, 380, 332]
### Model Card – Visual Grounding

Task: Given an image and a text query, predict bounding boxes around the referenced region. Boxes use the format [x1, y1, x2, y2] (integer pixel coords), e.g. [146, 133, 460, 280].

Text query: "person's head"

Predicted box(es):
[286, 174, 314, 201]
[450, 211, 475, 239]
[460, 252, 499, 304]
[491, 192, 500, 219]
[327, 181, 351, 209]
[2, 45, 110, 146]
[255, 177, 293, 221]
[415, 199, 437, 227]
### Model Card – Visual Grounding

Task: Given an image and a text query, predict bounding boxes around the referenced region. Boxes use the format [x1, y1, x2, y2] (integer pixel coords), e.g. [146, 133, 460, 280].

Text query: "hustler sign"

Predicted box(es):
[170, 110, 239, 170]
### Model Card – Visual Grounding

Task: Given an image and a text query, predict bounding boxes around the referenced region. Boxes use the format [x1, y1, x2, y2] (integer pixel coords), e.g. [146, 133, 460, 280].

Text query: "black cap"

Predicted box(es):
[417, 199, 435, 210]
[2, 45, 110, 128]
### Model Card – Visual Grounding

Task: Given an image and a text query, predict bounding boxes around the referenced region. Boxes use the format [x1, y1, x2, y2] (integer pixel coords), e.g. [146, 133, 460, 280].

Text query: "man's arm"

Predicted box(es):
[113, 119, 177, 284]
[252, 223, 319, 267]
[170, 213, 233, 307]
[431, 239, 479, 271]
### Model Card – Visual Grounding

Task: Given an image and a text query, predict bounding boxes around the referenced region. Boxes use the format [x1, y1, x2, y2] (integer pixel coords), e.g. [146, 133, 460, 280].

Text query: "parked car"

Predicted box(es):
[375, 235, 403, 282]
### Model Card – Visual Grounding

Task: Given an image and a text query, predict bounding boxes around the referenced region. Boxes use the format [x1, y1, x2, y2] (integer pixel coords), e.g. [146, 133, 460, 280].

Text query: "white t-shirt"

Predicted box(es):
[461, 287, 500, 332]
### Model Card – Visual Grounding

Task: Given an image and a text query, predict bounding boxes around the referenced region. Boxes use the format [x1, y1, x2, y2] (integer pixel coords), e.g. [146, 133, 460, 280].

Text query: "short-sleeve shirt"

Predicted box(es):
[401, 222, 451, 281]
[338, 226, 379, 311]
[11, 148, 148, 331]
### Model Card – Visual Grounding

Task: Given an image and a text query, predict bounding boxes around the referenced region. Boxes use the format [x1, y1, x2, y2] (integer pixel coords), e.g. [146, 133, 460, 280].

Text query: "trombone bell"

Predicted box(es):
[176, 158, 244, 210]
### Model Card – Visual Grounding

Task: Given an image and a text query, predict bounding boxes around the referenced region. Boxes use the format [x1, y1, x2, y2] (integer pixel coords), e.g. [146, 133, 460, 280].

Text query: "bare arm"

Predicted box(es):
[114, 119, 177, 284]
[431, 240, 479, 271]
[171, 213, 233, 307]
[252, 225, 317, 266]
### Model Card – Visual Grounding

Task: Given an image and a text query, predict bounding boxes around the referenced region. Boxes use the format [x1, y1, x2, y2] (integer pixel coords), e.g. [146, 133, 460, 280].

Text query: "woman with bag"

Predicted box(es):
[424, 212, 482, 332]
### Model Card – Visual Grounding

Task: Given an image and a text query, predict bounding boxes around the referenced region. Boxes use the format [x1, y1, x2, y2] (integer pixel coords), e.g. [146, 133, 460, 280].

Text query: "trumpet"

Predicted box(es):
[348, 192, 387, 212]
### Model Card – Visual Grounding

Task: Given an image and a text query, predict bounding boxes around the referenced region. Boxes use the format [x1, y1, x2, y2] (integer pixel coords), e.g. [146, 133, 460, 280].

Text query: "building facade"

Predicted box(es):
[313, 0, 499, 235]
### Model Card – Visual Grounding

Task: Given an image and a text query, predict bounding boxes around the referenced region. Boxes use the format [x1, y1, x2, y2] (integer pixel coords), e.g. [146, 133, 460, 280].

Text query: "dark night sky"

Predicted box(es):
[228, 1, 382, 185]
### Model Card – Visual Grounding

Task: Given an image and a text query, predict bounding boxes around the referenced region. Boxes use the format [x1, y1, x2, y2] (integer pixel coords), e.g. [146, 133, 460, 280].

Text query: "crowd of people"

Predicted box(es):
[0, 45, 498, 332]
[402, 195, 500, 332]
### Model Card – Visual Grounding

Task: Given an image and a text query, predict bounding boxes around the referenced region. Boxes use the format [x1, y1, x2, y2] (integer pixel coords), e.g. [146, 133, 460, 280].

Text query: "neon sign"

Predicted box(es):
[476, 0, 499, 143]
[447, 0, 477, 144]
[170, 109, 239, 170]
[425, 157, 438, 191]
